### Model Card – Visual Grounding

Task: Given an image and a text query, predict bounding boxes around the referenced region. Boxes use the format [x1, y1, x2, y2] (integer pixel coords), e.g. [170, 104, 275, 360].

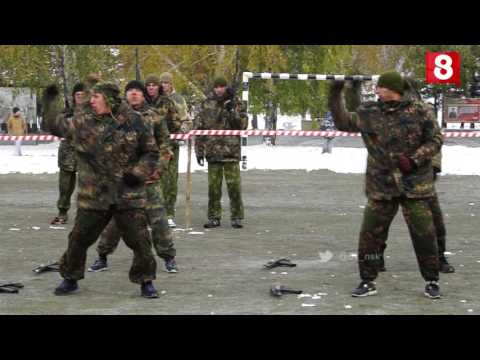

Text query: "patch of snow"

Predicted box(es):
[5, 143, 480, 176]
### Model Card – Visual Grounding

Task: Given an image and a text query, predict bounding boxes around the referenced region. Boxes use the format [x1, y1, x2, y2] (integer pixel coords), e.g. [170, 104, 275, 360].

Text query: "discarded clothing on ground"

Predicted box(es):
[33, 261, 60, 274]
[0, 282, 24, 294]
[263, 258, 297, 270]
[270, 284, 303, 297]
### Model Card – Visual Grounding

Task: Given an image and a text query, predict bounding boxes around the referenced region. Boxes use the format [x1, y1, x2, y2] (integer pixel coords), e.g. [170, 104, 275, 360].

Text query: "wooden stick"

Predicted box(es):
[185, 137, 193, 229]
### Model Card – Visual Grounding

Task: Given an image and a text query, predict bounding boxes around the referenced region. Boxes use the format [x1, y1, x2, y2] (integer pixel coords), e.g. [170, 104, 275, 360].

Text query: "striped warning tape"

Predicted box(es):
[1, 130, 480, 142]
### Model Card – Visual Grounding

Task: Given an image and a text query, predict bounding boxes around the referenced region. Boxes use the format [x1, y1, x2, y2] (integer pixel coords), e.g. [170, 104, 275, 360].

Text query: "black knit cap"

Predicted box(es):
[125, 80, 147, 98]
[72, 82, 86, 96]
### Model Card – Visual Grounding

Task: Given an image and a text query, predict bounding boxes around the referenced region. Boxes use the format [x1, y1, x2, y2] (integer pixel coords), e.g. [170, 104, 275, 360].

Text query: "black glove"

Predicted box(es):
[224, 99, 235, 112]
[44, 84, 60, 99]
[122, 172, 142, 187]
[330, 81, 345, 94]
[197, 156, 205, 167]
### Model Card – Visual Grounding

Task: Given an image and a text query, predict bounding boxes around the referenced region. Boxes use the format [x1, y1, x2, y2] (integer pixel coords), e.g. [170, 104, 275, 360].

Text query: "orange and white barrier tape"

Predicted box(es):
[1, 130, 480, 142]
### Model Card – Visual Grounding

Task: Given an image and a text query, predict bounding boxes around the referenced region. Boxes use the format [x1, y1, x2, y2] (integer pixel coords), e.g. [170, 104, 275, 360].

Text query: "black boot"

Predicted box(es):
[231, 218, 243, 229]
[54, 279, 79, 296]
[88, 255, 109, 272]
[351, 281, 377, 297]
[141, 281, 159, 299]
[424, 281, 441, 299]
[204, 218, 221, 229]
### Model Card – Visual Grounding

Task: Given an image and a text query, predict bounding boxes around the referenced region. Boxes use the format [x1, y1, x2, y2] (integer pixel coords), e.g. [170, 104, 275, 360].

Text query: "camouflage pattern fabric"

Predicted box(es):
[58, 138, 77, 172]
[43, 84, 159, 284]
[329, 83, 443, 200]
[358, 197, 439, 282]
[207, 162, 244, 220]
[59, 208, 156, 283]
[97, 181, 176, 260]
[96, 102, 176, 259]
[194, 90, 248, 163]
[432, 152, 442, 173]
[161, 144, 179, 218]
[57, 169, 76, 213]
[148, 94, 191, 137]
[329, 81, 442, 284]
[43, 94, 159, 211]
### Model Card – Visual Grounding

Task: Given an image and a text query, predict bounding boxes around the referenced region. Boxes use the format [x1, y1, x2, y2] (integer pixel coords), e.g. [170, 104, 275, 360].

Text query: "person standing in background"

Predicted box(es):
[7, 107, 27, 156]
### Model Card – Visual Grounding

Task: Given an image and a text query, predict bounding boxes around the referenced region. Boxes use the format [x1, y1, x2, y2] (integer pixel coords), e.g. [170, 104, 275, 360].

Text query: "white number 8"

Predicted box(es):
[434, 54, 454, 80]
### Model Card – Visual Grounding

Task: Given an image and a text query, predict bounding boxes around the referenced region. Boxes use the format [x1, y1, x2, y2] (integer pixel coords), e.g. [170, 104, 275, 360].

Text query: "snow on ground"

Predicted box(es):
[1, 141, 480, 176]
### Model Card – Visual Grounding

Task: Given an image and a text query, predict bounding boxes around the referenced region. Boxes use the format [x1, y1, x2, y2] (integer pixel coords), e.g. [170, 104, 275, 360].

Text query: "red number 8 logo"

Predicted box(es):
[434, 54, 454, 81]
[426, 51, 461, 86]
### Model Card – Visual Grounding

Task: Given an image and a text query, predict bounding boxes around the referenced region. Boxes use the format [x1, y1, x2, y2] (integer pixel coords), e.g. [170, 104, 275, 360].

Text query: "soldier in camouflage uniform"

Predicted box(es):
[374, 78, 455, 274]
[145, 74, 192, 228]
[88, 80, 178, 273]
[329, 71, 443, 299]
[194, 77, 249, 229]
[42, 81, 160, 298]
[50, 83, 86, 225]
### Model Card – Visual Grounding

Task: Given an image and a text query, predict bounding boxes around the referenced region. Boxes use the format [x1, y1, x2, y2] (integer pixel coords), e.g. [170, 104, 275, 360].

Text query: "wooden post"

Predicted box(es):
[185, 137, 193, 229]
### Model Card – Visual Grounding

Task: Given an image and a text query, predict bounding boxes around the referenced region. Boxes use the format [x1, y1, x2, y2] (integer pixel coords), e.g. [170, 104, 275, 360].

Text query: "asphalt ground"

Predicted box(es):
[0, 169, 479, 314]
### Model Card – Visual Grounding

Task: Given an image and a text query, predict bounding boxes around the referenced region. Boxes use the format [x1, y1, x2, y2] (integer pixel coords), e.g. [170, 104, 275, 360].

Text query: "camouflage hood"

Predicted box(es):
[92, 82, 122, 113]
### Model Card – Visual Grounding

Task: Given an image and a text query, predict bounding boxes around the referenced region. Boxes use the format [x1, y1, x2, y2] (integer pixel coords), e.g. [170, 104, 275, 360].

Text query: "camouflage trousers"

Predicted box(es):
[429, 194, 447, 255]
[161, 144, 179, 219]
[59, 207, 157, 284]
[96, 181, 176, 259]
[358, 196, 439, 282]
[379, 193, 447, 257]
[208, 161, 244, 220]
[57, 169, 76, 214]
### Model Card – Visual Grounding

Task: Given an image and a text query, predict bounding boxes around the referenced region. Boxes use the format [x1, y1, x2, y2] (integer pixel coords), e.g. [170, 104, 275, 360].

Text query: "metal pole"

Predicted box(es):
[135, 47, 141, 81]
[185, 137, 193, 229]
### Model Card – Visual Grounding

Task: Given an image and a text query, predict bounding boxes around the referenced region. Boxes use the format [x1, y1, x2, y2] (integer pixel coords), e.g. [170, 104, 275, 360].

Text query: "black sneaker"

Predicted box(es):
[165, 257, 178, 273]
[88, 257, 108, 272]
[352, 281, 377, 297]
[204, 218, 221, 229]
[439, 256, 455, 274]
[424, 281, 441, 299]
[141, 281, 159, 299]
[231, 218, 243, 229]
[54, 279, 79, 296]
[51, 212, 68, 225]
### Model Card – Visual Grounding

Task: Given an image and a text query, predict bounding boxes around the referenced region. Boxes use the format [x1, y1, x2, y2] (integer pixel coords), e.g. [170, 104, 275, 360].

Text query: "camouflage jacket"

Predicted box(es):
[57, 107, 79, 172]
[43, 96, 159, 210]
[133, 103, 173, 177]
[329, 89, 443, 200]
[148, 94, 192, 141]
[168, 91, 190, 123]
[194, 91, 248, 163]
[432, 152, 442, 173]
